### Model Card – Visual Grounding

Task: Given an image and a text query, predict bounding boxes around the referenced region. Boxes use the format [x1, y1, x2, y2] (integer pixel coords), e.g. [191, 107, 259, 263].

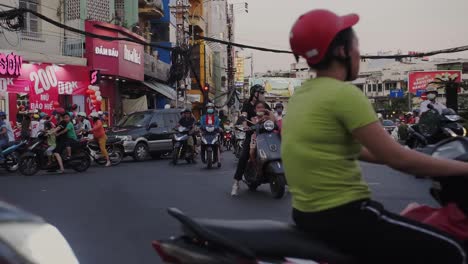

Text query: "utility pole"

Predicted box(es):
[171, 0, 190, 108]
[226, 2, 236, 108]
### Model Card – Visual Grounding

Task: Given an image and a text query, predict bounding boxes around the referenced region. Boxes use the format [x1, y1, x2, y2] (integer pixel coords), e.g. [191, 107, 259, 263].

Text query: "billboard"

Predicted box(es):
[408, 70, 462, 94]
[249, 77, 303, 97]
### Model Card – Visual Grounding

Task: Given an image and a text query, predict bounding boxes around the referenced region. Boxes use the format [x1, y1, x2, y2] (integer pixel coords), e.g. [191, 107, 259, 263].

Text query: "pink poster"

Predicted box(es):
[0, 63, 90, 114]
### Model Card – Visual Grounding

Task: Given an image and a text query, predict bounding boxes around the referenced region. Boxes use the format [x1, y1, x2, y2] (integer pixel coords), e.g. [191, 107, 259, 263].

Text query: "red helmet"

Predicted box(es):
[290, 9, 359, 65]
[55, 107, 66, 115]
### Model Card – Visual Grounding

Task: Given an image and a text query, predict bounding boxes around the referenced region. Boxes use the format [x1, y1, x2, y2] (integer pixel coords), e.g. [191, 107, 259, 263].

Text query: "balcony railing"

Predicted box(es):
[139, 0, 164, 18]
[144, 53, 170, 82]
[62, 37, 85, 58]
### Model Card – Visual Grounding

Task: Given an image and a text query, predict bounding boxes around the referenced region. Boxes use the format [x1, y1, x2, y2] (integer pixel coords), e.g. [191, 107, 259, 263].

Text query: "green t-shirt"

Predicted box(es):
[66, 122, 77, 140]
[282, 77, 378, 212]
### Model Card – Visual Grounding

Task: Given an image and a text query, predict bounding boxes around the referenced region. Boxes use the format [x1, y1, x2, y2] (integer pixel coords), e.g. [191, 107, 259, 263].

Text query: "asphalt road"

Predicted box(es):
[0, 152, 436, 264]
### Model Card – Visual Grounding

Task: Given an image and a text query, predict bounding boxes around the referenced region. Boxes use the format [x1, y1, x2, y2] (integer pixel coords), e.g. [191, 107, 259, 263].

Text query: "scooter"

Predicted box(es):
[406, 105, 466, 149]
[244, 120, 286, 199]
[19, 133, 91, 176]
[0, 140, 27, 172]
[223, 127, 233, 151]
[152, 137, 468, 264]
[200, 125, 220, 169]
[86, 136, 124, 166]
[234, 125, 246, 159]
[172, 126, 194, 165]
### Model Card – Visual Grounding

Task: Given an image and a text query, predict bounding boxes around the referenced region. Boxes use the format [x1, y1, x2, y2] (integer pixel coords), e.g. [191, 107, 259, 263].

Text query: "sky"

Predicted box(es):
[234, 0, 468, 74]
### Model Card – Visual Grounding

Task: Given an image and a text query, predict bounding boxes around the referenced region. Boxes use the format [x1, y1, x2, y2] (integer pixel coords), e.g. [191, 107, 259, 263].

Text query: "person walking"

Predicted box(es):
[90, 112, 111, 167]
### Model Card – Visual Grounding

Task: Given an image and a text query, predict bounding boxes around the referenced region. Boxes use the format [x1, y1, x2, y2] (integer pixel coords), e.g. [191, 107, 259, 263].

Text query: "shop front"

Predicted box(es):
[0, 51, 90, 122]
[85, 21, 146, 124]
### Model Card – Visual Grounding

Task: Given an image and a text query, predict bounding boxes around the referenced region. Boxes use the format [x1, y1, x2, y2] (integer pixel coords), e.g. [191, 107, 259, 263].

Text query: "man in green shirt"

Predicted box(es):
[55, 112, 77, 160]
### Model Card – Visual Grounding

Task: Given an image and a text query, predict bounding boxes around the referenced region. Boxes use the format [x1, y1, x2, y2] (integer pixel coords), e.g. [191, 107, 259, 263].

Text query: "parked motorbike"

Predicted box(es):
[244, 120, 286, 199]
[200, 125, 220, 169]
[233, 125, 246, 159]
[172, 126, 195, 165]
[223, 127, 233, 151]
[0, 140, 27, 172]
[86, 136, 124, 166]
[19, 133, 91, 176]
[407, 105, 466, 149]
[153, 137, 468, 264]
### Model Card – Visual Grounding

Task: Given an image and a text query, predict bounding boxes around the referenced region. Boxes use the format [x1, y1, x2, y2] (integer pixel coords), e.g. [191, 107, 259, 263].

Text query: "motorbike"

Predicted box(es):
[223, 127, 233, 151]
[86, 136, 124, 166]
[244, 120, 286, 199]
[153, 137, 468, 264]
[233, 125, 246, 159]
[406, 105, 466, 149]
[172, 126, 195, 165]
[200, 125, 221, 169]
[19, 133, 91, 176]
[0, 140, 27, 172]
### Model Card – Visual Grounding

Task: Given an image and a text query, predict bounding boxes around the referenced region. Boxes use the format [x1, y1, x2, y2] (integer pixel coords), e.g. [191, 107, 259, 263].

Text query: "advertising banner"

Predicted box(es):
[408, 71, 462, 94]
[0, 63, 90, 114]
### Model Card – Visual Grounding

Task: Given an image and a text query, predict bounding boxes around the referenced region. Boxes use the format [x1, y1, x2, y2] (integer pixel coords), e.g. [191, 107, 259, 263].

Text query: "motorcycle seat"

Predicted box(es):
[194, 218, 356, 263]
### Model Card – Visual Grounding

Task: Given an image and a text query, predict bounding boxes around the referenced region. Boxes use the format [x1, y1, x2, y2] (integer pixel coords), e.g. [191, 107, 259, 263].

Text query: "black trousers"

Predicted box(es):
[293, 199, 466, 264]
[233, 133, 252, 181]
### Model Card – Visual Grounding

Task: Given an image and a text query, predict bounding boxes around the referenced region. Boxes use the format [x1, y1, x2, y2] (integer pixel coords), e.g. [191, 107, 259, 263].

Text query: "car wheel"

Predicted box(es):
[133, 143, 149, 162]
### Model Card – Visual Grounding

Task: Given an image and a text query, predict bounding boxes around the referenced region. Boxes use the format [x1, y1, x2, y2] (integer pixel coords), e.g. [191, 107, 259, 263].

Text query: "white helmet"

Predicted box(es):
[377, 113, 383, 119]
[98, 111, 103, 115]
[89, 112, 99, 118]
[206, 102, 215, 108]
[426, 83, 439, 93]
[78, 112, 86, 117]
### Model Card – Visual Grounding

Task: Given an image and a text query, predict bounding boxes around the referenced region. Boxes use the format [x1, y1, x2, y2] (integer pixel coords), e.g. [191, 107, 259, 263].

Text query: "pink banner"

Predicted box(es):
[408, 70, 462, 93]
[0, 63, 90, 114]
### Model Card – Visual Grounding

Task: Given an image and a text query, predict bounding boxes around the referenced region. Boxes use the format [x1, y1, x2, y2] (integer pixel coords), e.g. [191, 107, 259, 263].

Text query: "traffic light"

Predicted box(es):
[202, 83, 210, 105]
[245, 2, 248, 13]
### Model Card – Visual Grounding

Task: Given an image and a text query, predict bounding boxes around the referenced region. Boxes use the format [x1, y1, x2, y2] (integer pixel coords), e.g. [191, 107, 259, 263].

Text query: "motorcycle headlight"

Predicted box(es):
[178, 127, 185, 133]
[206, 126, 215, 133]
[0, 223, 79, 264]
[445, 115, 461, 122]
[116, 135, 132, 141]
[263, 120, 275, 131]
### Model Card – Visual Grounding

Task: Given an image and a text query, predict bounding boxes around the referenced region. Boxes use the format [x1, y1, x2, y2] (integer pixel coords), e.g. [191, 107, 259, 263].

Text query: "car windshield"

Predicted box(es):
[383, 120, 395, 126]
[119, 112, 152, 128]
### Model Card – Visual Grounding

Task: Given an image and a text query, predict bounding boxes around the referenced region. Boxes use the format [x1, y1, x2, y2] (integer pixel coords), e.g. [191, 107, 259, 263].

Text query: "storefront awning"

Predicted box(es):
[143, 81, 177, 100]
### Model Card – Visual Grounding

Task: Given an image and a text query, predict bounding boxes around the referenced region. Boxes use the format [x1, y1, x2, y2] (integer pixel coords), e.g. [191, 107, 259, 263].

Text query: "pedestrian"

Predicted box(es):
[0, 112, 14, 143]
[90, 112, 111, 167]
[20, 114, 31, 140]
[0, 113, 9, 150]
[285, 9, 467, 263]
[30, 114, 41, 138]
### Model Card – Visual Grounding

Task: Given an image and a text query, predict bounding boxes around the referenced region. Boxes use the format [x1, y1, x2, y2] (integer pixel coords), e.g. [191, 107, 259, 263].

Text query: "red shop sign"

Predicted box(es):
[0, 52, 23, 76]
[408, 70, 462, 94]
[0, 63, 90, 114]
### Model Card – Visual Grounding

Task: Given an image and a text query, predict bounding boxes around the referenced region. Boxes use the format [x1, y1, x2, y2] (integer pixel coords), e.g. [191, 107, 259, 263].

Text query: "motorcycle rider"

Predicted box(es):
[231, 85, 270, 196]
[199, 103, 221, 166]
[177, 109, 197, 160]
[274, 103, 284, 131]
[420, 84, 447, 114]
[285, 9, 467, 264]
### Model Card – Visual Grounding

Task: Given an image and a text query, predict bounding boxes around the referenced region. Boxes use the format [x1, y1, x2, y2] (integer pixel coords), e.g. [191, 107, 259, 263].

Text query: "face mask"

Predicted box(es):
[427, 93, 436, 100]
[276, 109, 283, 114]
[207, 109, 214, 114]
[256, 111, 265, 117]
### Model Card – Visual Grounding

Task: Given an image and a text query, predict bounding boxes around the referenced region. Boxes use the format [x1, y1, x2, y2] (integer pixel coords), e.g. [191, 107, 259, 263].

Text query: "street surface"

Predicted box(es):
[0, 152, 436, 264]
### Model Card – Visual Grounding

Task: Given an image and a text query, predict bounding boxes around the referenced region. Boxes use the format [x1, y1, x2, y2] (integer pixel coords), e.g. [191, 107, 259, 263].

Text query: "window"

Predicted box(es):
[19, 0, 40, 38]
[151, 113, 164, 127]
[163, 113, 179, 129]
[367, 85, 372, 92]
[372, 84, 377, 92]
[378, 83, 383, 92]
[120, 112, 153, 128]
[151, 23, 170, 43]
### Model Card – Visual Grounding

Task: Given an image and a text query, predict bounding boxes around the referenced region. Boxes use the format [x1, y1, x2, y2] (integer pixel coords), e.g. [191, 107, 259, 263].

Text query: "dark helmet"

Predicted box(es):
[275, 103, 284, 109]
[0, 111, 6, 117]
[181, 108, 191, 114]
[249, 85, 265, 100]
